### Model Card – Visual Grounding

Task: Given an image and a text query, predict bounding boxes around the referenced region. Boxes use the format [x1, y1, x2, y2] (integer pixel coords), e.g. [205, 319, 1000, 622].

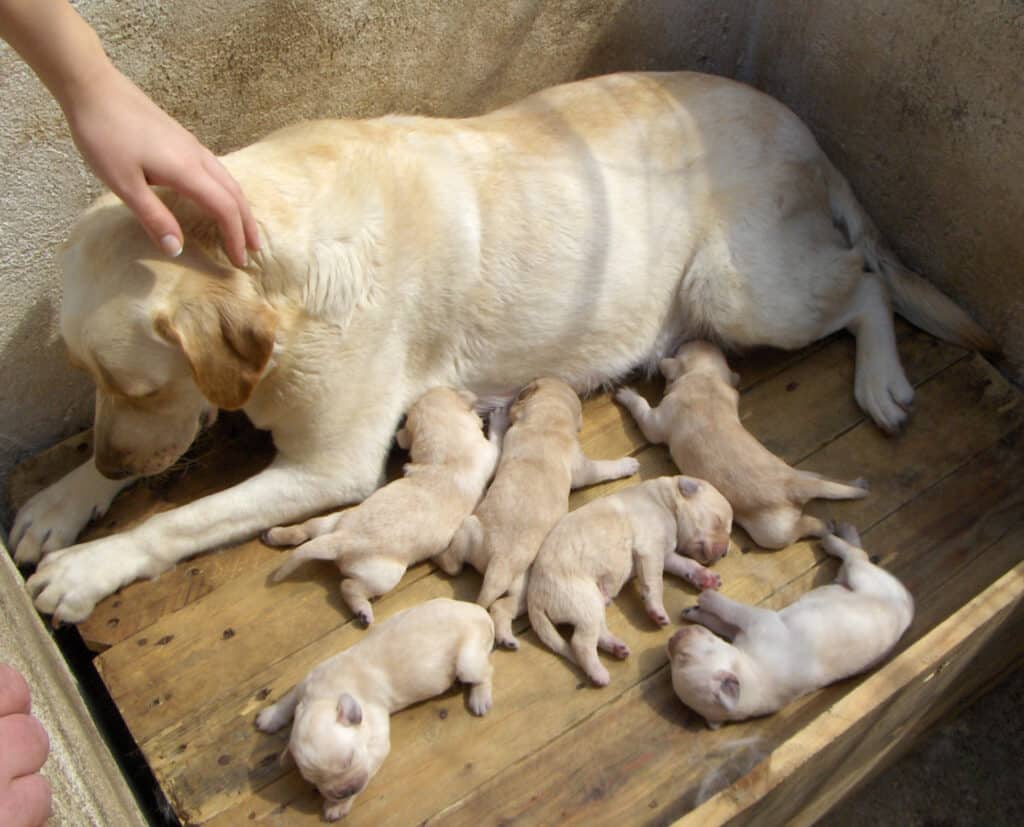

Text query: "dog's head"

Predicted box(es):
[286, 694, 373, 815]
[660, 341, 739, 388]
[509, 377, 582, 431]
[395, 387, 481, 460]
[60, 195, 277, 478]
[673, 477, 733, 564]
[667, 625, 745, 728]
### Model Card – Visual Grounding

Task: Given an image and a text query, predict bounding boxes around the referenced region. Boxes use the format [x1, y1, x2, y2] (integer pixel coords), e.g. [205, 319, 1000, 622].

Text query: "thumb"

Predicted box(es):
[118, 178, 184, 257]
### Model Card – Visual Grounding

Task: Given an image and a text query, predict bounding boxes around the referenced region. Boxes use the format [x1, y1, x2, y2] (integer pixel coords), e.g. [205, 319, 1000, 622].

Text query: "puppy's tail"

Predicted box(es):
[789, 470, 870, 504]
[824, 161, 996, 352]
[527, 595, 573, 662]
[272, 538, 338, 582]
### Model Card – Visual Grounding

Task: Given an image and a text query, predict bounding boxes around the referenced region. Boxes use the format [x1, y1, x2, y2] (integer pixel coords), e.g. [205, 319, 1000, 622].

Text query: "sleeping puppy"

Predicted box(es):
[617, 341, 869, 549]
[668, 523, 913, 728]
[434, 378, 639, 650]
[17, 71, 992, 623]
[265, 387, 498, 625]
[255, 598, 494, 822]
[527, 476, 732, 686]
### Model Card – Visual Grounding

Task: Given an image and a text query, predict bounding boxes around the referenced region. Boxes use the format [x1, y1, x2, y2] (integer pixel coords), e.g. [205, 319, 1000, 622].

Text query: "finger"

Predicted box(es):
[203, 155, 260, 253]
[0, 715, 49, 778]
[117, 175, 184, 258]
[171, 161, 247, 267]
[0, 774, 52, 827]
[0, 666, 30, 717]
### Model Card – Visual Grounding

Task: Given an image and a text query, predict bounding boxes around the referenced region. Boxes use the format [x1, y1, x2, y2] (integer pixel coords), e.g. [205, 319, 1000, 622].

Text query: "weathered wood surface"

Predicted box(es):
[6, 326, 1022, 826]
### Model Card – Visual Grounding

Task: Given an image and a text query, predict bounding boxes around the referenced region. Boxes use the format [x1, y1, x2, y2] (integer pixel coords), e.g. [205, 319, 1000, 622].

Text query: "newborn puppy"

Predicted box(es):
[616, 341, 869, 549]
[265, 387, 498, 624]
[527, 476, 733, 686]
[435, 378, 639, 650]
[668, 523, 913, 727]
[255, 598, 494, 822]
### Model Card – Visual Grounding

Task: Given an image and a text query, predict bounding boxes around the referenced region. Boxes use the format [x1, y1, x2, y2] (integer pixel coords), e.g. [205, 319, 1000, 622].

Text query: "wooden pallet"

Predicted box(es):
[8, 324, 1024, 826]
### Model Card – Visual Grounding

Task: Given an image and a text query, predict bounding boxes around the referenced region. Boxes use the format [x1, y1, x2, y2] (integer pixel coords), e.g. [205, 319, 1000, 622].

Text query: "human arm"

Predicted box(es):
[0, 0, 259, 266]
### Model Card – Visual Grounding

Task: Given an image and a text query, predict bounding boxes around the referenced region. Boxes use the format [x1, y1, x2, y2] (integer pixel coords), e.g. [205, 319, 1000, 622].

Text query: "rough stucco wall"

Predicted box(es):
[0, 0, 752, 526]
[741, 0, 1024, 382]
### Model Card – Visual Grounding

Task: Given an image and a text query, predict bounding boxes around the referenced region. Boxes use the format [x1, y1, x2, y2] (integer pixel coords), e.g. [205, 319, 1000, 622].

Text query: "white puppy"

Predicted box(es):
[265, 388, 498, 625]
[668, 524, 913, 727]
[434, 378, 639, 649]
[528, 476, 733, 686]
[617, 341, 869, 549]
[255, 598, 494, 822]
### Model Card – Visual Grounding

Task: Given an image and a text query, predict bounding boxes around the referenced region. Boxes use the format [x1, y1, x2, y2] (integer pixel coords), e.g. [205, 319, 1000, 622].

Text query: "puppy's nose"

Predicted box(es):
[709, 539, 730, 562]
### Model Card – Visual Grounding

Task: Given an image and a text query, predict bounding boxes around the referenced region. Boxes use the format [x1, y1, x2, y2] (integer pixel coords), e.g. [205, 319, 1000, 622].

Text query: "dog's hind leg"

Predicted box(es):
[339, 558, 406, 626]
[263, 510, 349, 547]
[456, 640, 494, 716]
[743, 508, 830, 550]
[614, 387, 669, 444]
[570, 443, 641, 489]
[841, 274, 915, 433]
[597, 622, 631, 660]
[489, 573, 527, 650]
[790, 470, 870, 504]
[571, 617, 611, 687]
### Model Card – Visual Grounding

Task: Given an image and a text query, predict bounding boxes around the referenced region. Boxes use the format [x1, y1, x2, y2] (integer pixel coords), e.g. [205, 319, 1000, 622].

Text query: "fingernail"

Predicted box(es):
[160, 234, 183, 257]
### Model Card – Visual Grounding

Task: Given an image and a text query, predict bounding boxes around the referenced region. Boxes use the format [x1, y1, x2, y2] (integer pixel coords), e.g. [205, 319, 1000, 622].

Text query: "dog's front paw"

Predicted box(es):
[690, 568, 722, 591]
[255, 705, 288, 733]
[323, 798, 353, 822]
[26, 538, 152, 624]
[261, 525, 307, 547]
[467, 682, 493, 716]
[646, 606, 671, 627]
[11, 475, 116, 566]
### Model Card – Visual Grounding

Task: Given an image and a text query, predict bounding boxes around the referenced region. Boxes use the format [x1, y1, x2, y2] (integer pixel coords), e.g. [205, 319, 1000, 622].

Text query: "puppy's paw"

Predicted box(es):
[690, 569, 722, 591]
[681, 605, 699, 621]
[467, 683, 492, 716]
[614, 387, 642, 407]
[354, 608, 374, 628]
[587, 665, 611, 687]
[261, 526, 307, 547]
[606, 641, 630, 660]
[495, 634, 519, 651]
[647, 607, 671, 627]
[855, 366, 914, 434]
[255, 706, 287, 733]
[323, 799, 353, 822]
[618, 457, 641, 477]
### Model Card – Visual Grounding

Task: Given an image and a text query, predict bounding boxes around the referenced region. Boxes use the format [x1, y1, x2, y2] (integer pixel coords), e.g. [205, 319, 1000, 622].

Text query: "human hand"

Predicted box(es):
[62, 63, 260, 268]
[0, 664, 51, 827]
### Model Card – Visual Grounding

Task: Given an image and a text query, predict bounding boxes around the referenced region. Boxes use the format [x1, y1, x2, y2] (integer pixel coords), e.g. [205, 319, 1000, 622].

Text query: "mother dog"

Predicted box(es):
[13, 71, 989, 622]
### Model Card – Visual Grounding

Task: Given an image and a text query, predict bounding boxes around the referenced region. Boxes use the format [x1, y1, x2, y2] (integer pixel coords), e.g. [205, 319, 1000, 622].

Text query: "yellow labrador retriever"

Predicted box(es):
[14, 71, 991, 622]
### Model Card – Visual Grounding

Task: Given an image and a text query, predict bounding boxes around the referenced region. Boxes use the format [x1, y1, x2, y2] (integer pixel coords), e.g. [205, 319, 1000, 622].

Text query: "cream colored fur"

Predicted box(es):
[668, 524, 913, 728]
[434, 377, 638, 649]
[254, 598, 494, 821]
[617, 341, 869, 549]
[14, 71, 990, 622]
[265, 387, 497, 625]
[527, 476, 733, 686]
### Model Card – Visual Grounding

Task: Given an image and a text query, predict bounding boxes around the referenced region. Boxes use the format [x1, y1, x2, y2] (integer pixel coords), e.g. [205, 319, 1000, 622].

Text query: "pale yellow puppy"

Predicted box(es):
[265, 388, 498, 625]
[668, 524, 913, 728]
[527, 476, 733, 686]
[256, 598, 494, 822]
[434, 378, 639, 650]
[617, 341, 869, 549]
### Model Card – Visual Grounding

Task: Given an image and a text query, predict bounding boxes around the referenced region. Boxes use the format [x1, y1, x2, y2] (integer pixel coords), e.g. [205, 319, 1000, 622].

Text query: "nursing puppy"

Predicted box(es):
[434, 378, 639, 649]
[668, 524, 913, 727]
[255, 598, 494, 822]
[528, 476, 733, 686]
[265, 388, 498, 625]
[617, 341, 869, 549]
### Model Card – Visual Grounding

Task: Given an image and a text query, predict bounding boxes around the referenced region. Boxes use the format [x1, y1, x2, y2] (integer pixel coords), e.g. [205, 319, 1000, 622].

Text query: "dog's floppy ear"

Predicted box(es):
[337, 693, 363, 726]
[678, 477, 702, 498]
[155, 279, 277, 410]
[711, 670, 740, 711]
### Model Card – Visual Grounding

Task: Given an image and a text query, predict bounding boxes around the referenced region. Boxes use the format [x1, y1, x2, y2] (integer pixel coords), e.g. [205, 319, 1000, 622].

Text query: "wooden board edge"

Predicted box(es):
[673, 561, 1024, 827]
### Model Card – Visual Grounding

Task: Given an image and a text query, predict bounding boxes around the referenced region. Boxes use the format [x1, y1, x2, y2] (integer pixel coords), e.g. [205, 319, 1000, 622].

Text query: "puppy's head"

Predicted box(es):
[674, 477, 733, 564]
[509, 378, 582, 430]
[660, 341, 738, 388]
[60, 195, 277, 479]
[396, 387, 481, 460]
[667, 625, 744, 728]
[287, 694, 372, 812]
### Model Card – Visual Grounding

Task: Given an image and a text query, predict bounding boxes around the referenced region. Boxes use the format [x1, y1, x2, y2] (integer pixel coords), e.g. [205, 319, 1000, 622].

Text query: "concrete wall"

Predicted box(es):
[2, 0, 1021, 527]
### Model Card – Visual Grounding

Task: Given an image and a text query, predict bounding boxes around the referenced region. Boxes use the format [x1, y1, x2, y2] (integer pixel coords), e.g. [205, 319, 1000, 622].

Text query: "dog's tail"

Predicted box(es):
[789, 470, 870, 504]
[527, 592, 573, 662]
[823, 161, 996, 352]
[272, 538, 337, 582]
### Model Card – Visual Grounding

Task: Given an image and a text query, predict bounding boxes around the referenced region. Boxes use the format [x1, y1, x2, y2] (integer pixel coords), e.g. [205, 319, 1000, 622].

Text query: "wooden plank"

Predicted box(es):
[419, 426, 1024, 827]
[181, 357, 1021, 825]
[677, 563, 1024, 827]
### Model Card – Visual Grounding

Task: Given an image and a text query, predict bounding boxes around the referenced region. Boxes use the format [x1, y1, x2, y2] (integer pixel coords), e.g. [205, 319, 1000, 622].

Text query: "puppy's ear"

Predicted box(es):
[155, 280, 277, 410]
[337, 693, 363, 726]
[659, 358, 682, 382]
[711, 670, 740, 711]
[395, 427, 411, 450]
[678, 477, 702, 498]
